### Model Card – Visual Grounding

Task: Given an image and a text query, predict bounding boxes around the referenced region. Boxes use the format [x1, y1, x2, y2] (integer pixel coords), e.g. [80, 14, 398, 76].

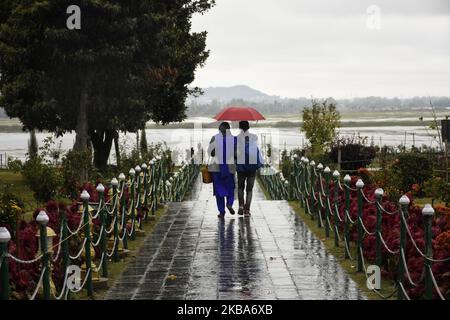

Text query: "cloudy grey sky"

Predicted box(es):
[191, 0, 450, 99]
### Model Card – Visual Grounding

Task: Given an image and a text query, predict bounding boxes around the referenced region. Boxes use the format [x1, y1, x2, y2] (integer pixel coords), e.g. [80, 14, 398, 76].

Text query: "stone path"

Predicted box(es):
[105, 176, 366, 300]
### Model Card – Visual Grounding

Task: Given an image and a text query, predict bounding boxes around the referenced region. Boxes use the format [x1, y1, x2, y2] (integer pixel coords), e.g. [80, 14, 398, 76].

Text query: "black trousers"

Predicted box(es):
[237, 171, 256, 210]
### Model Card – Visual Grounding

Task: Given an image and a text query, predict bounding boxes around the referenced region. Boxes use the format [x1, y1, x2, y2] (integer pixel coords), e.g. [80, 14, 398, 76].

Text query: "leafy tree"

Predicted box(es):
[28, 130, 38, 159]
[301, 99, 340, 155]
[140, 127, 148, 156]
[0, 0, 214, 175]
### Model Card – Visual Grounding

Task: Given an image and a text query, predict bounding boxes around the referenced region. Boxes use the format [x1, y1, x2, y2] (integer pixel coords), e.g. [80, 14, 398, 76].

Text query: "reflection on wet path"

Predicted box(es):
[105, 176, 365, 300]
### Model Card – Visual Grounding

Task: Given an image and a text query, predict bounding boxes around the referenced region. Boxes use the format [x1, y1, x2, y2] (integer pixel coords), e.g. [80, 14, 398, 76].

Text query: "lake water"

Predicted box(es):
[0, 122, 441, 166]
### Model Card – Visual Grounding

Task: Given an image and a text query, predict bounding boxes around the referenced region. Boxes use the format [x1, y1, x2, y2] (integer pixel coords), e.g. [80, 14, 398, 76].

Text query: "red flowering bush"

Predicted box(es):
[3, 199, 87, 299]
[2, 164, 154, 299]
[317, 175, 450, 299]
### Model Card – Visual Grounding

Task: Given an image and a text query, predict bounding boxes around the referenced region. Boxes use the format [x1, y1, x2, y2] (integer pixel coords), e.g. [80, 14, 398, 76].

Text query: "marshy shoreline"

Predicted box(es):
[1, 110, 447, 132]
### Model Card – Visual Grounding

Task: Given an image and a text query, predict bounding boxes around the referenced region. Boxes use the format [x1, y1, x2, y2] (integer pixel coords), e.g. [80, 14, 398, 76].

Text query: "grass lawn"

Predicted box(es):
[414, 197, 446, 207]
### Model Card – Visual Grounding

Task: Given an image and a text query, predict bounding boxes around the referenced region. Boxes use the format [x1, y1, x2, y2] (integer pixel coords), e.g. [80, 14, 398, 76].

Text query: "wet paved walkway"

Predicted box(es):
[105, 177, 366, 300]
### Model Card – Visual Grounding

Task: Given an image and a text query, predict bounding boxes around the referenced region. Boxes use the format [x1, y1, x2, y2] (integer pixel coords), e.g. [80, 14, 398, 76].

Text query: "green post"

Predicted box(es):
[332, 170, 340, 247]
[304, 158, 310, 213]
[375, 188, 384, 269]
[96, 183, 108, 278]
[316, 163, 324, 228]
[324, 167, 331, 238]
[288, 172, 293, 200]
[343, 174, 351, 259]
[135, 165, 142, 231]
[111, 178, 119, 262]
[129, 167, 137, 241]
[272, 172, 281, 200]
[159, 157, 164, 202]
[36, 210, 51, 300]
[284, 179, 289, 200]
[299, 158, 304, 208]
[292, 155, 298, 201]
[172, 171, 178, 201]
[119, 173, 128, 250]
[141, 163, 148, 221]
[0, 227, 11, 300]
[161, 157, 170, 203]
[398, 195, 410, 300]
[154, 159, 159, 210]
[176, 165, 182, 201]
[166, 180, 172, 202]
[310, 160, 316, 220]
[81, 190, 93, 297]
[149, 160, 156, 215]
[422, 204, 435, 300]
[356, 179, 365, 271]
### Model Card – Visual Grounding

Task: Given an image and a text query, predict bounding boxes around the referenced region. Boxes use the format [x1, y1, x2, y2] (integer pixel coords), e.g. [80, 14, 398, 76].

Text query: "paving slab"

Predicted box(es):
[104, 176, 366, 300]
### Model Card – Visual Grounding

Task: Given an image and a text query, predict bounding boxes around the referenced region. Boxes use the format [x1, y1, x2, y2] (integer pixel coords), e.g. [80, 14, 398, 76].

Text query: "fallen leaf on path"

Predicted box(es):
[167, 274, 177, 280]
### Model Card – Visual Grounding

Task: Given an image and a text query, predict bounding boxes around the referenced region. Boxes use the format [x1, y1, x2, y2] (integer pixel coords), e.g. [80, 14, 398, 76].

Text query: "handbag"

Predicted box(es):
[201, 154, 212, 184]
[201, 165, 212, 184]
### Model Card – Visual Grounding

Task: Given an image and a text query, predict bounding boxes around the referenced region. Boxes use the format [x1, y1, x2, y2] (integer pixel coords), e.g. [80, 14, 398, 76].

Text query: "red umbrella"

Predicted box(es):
[213, 106, 265, 121]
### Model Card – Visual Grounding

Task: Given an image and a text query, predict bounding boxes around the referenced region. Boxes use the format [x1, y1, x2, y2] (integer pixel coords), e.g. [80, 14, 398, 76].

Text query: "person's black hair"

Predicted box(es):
[219, 121, 230, 134]
[239, 120, 250, 132]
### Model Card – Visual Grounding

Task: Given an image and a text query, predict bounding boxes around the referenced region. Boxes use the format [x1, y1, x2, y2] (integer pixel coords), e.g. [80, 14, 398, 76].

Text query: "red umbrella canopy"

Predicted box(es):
[213, 106, 266, 121]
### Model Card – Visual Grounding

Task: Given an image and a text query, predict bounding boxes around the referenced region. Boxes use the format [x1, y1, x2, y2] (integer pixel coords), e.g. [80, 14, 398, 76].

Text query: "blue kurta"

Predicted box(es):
[212, 134, 235, 214]
[212, 172, 235, 197]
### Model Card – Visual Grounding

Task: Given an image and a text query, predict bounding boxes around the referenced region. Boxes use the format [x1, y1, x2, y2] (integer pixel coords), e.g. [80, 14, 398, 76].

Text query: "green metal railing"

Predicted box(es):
[0, 157, 199, 300]
[258, 155, 449, 300]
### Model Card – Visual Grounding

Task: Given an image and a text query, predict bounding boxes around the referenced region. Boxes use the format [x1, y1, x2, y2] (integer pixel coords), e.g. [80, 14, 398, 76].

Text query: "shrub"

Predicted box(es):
[61, 150, 92, 199]
[357, 167, 374, 185]
[280, 148, 305, 178]
[423, 177, 450, 206]
[391, 152, 433, 193]
[329, 136, 377, 171]
[20, 157, 62, 203]
[280, 149, 292, 178]
[0, 186, 24, 234]
[311, 152, 332, 168]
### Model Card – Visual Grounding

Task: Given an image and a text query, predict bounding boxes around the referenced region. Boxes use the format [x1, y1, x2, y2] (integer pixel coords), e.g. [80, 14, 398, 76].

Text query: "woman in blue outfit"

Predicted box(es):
[207, 122, 236, 218]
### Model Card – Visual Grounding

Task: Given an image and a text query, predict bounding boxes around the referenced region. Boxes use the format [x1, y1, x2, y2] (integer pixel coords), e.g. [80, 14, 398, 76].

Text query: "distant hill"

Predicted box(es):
[187, 85, 450, 116]
[2, 85, 450, 118]
[189, 85, 276, 104]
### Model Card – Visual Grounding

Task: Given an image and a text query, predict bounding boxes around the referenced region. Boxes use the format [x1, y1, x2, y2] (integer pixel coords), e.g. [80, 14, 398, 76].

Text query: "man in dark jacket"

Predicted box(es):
[235, 121, 263, 216]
